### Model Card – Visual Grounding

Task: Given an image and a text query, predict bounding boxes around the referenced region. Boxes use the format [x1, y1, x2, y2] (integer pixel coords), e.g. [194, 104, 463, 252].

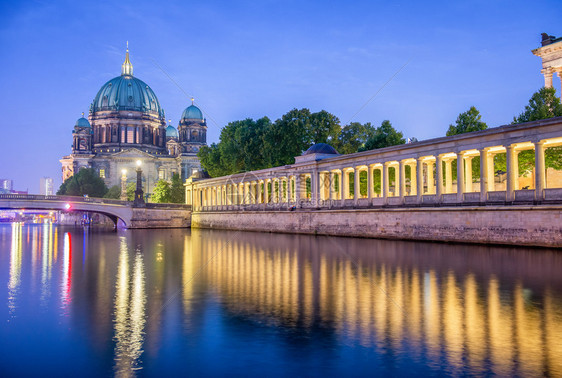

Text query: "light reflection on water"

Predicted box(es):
[0, 224, 561, 376]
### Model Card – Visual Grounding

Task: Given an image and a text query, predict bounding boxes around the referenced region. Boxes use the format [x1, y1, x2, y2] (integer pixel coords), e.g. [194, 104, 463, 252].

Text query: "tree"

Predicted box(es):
[126, 182, 136, 201]
[57, 168, 108, 198]
[170, 173, 185, 203]
[446, 106, 488, 136]
[264, 108, 313, 167]
[334, 122, 376, 154]
[308, 110, 341, 145]
[152, 180, 171, 203]
[198, 143, 225, 177]
[360, 120, 405, 151]
[104, 185, 121, 199]
[513, 87, 562, 124]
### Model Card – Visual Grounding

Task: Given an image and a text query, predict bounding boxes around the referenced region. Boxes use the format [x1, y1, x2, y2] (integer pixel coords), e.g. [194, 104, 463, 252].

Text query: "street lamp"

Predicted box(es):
[120, 169, 127, 201]
[133, 160, 145, 207]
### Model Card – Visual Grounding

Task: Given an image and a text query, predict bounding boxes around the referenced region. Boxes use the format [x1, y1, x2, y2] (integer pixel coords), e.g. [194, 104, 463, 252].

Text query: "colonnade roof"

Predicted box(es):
[189, 116, 562, 187]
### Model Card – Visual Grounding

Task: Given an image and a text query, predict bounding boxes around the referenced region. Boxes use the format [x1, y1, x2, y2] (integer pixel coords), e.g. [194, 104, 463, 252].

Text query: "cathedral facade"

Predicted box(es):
[60, 48, 206, 197]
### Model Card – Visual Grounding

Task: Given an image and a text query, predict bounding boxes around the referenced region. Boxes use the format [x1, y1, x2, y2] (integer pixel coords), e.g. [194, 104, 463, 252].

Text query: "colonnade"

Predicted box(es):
[185, 119, 562, 211]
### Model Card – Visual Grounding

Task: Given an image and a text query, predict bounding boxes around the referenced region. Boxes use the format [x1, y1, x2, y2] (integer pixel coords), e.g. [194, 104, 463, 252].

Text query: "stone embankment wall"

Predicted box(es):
[128, 208, 191, 228]
[191, 205, 562, 247]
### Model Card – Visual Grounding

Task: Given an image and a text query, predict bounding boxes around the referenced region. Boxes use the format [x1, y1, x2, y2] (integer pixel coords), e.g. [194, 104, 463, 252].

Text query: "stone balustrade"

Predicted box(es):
[185, 117, 562, 212]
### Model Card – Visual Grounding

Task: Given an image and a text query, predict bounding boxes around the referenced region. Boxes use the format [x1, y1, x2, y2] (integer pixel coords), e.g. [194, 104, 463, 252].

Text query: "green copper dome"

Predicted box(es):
[90, 48, 164, 118]
[166, 125, 178, 138]
[90, 75, 164, 117]
[75, 114, 91, 128]
[181, 104, 203, 120]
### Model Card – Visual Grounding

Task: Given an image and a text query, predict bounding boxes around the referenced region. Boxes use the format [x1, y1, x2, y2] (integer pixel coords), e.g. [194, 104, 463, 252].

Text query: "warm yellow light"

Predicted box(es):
[136, 160, 142, 167]
[122, 169, 127, 175]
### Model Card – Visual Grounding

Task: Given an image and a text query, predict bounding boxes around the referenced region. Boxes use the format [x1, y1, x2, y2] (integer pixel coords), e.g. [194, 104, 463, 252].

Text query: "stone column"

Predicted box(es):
[329, 172, 336, 200]
[445, 159, 453, 193]
[287, 176, 292, 204]
[457, 153, 465, 202]
[410, 163, 417, 196]
[367, 166, 373, 200]
[436, 155, 444, 202]
[427, 160, 434, 194]
[398, 161, 406, 202]
[542, 68, 554, 88]
[465, 156, 473, 193]
[311, 170, 319, 205]
[479, 148, 489, 202]
[383, 162, 390, 205]
[535, 141, 546, 201]
[294, 175, 300, 205]
[486, 152, 495, 192]
[342, 169, 349, 202]
[416, 158, 424, 203]
[506, 145, 518, 201]
[354, 168, 360, 204]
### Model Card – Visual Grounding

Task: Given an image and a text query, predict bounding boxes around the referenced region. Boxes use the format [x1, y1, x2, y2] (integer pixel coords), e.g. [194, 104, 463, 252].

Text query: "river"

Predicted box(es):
[0, 223, 561, 376]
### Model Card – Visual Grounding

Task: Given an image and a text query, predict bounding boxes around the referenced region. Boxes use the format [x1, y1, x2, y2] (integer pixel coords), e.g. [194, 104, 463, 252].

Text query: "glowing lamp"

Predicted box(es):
[136, 160, 142, 167]
[65, 203, 71, 210]
[121, 169, 127, 175]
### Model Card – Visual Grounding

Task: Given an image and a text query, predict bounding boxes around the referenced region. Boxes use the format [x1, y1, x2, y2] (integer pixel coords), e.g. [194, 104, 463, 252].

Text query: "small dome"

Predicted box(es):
[182, 104, 203, 120]
[75, 116, 91, 128]
[190, 170, 210, 179]
[166, 125, 178, 138]
[303, 143, 338, 156]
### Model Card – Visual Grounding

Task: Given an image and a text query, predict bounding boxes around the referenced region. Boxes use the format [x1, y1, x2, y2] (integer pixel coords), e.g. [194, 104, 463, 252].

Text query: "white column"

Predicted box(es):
[479, 148, 489, 202]
[465, 157, 473, 193]
[311, 170, 319, 205]
[342, 169, 349, 201]
[382, 162, 389, 204]
[457, 152, 465, 202]
[399, 160, 406, 202]
[542, 68, 554, 88]
[506, 145, 518, 201]
[416, 158, 424, 203]
[287, 176, 292, 204]
[535, 141, 546, 201]
[410, 163, 417, 196]
[427, 160, 435, 194]
[354, 168, 360, 204]
[445, 159, 453, 193]
[436, 155, 444, 201]
[367, 166, 373, 200]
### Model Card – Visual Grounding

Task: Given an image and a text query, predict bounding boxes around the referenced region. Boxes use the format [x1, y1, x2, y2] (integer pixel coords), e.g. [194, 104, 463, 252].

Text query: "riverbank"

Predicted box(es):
[191, 204, 562, 247]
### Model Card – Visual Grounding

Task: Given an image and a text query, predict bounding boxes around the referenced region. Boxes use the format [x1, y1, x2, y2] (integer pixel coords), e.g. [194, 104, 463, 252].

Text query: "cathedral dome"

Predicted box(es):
[90, 48, 164, 118]
[166, 125, 178, 138]
[75, 114, 90, 128]
[181, 101, 203, 120]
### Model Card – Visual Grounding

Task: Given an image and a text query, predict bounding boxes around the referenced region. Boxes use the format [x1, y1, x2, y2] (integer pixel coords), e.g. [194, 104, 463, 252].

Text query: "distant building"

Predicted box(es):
[0, 179, 13, 191]
[40, 177, 54, 195]
[60, 46, 206, 197]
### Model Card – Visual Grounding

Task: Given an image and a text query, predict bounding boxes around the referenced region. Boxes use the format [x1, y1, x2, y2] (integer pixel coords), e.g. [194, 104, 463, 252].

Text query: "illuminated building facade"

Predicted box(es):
[60, 47, 207, 196]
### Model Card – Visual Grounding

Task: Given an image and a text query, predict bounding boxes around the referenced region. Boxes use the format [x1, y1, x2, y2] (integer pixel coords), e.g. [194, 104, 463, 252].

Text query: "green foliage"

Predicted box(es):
[334, 122, 376, 154]
[513, 87, 562, 124]
[360, 120, 405, 152]
[57, 168, 108, 198]
[199, 108, 341, 177]
[170, 173, 185, 203]
[126, 182, 136, 201]
[104, 185, 121, 199]
[446, 106, 488, 136]
[152, 180, 171, 203]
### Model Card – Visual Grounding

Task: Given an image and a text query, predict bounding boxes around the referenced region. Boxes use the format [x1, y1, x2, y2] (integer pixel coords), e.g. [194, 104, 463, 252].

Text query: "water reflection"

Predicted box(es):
[113, 237, 146, 377]
[1, 225, 562, 376]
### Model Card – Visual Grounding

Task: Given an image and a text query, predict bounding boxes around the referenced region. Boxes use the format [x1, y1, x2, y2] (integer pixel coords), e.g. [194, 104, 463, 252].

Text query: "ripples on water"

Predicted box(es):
[0, 222, 561, 376]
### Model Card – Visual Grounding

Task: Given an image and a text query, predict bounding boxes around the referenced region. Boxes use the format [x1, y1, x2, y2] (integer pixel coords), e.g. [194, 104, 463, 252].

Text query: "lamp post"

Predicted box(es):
[120, 169, 127, 201]
[133, 160, 145, 207]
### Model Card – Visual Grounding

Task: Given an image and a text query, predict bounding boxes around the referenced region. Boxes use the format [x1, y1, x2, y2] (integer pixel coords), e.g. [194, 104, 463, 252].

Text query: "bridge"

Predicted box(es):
[0, 194, 191, 228]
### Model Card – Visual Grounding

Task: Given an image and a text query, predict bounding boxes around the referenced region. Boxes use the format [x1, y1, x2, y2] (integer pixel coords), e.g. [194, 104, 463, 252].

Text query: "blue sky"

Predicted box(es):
[1, 0, 561, 192]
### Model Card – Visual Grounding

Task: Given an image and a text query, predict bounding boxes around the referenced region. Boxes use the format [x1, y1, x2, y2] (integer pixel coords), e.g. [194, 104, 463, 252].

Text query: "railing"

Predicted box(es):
[0, 194, 191, 209]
